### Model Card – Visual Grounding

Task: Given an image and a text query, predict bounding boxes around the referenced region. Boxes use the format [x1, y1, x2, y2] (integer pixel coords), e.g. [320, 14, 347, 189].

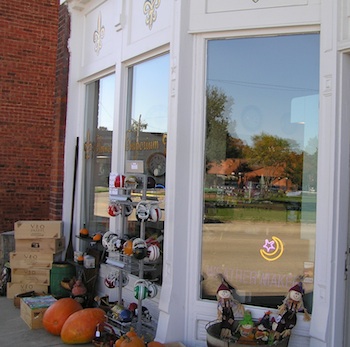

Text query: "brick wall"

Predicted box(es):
[50, 3, 70, 220]
[0, 1, 70, 232]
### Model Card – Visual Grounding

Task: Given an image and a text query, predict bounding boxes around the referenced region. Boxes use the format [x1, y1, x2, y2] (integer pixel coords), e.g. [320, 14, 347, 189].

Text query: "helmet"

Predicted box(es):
[114, 174, 126, 188]
[119, 309, 133, 322]
[123, 239, 134, 256]
[134, 280, 149, 300]
[128, 302, 138, 313]
[147, 282, 158, 299]
[135, 306, 152, 322]
[107, 203, 122, 217]
[102, 232, 119, 250]
[104, 272, 117, 289]
[132, 238, 147, 260]
[146, 244, 161, 262]
[125, 176, 138, 189]
[106, 235, 120, 252]
[124, 198, 133, 217]
[149, 205, 162, 222]
[115, 272, 129, 287]
[114, 237, 127, 252]
[136, 201, 149, 221]
[147, 177, 156, 188]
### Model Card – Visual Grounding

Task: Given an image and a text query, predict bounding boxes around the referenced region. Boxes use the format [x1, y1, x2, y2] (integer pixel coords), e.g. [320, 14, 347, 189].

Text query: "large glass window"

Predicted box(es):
[125, 53, 169, 284]
[84, 74, 115, 233]
[201, 34, 319, 311]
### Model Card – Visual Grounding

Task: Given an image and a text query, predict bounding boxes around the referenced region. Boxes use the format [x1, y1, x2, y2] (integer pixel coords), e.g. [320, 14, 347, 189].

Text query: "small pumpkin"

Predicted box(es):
[92, 233, 102, 241]
[120, 335, 145, 347]
[147, 342, 165, 347]
[61, 307, 106, 344]
[125, 327, 137, 338]
[115, 335, 125, 347]
[42, 298, 83, 336]
[79, 225, 89, 238]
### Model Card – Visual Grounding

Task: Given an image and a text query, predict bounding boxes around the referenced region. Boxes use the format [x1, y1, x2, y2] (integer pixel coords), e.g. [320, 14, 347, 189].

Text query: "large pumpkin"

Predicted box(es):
[61, 307, 106, 344]
[42, 298, 83, 336]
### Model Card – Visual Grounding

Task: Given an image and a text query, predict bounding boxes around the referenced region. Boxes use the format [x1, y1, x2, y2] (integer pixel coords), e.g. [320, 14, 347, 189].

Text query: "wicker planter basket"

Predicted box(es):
[206, 321, 290, 347]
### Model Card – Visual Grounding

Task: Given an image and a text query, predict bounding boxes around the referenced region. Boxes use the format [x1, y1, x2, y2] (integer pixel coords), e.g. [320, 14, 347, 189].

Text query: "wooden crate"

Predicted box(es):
[20, 295, 56, 329]
[15, 237, 65, 254]
[11, 268, 51, 284]
[7, 282, 49, 299]
[9, 252, 57, 269]
[14, 221, 62, 239]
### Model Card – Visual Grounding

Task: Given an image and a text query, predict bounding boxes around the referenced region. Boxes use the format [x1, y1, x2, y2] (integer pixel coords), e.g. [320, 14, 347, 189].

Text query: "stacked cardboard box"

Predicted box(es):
[7, 221, 64, 299]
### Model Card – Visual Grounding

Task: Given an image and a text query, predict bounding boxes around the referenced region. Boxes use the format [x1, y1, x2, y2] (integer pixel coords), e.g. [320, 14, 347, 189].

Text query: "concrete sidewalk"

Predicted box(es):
[0, 296, 93, 347]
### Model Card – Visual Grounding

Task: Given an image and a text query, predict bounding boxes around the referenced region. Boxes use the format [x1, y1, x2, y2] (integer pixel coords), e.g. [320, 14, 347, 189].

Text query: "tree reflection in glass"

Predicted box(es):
[201, 34, 319, 312]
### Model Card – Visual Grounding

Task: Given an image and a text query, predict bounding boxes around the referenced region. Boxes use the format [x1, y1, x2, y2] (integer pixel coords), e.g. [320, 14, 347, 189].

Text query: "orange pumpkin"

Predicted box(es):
[125, 327, 137, 338]
[147, 342, 165, 347]
[79, 226, 89, 238]
[115, 336, 125, 347]
[61, 307, 106, 344]
[120, 335, 145, 347]
[42, 298, 83, 336]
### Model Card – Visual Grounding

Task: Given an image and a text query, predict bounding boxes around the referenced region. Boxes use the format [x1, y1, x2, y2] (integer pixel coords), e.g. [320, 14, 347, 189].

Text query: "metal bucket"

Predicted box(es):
[206, 321, 290, 347]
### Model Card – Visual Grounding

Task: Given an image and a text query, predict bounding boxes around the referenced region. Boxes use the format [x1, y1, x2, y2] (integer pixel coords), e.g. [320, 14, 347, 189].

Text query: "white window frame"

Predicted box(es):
[184, 26, 332, 346]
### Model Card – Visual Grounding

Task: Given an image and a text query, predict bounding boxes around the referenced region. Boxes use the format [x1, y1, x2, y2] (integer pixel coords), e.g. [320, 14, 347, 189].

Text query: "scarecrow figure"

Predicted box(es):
[272, 279, 311, 340]
[216, 279, 244, 339]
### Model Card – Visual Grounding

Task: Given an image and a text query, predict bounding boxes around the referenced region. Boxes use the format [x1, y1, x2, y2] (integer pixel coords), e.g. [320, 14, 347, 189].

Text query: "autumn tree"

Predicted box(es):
[205, 85, 234, 169]
[244, 133, 297, 188]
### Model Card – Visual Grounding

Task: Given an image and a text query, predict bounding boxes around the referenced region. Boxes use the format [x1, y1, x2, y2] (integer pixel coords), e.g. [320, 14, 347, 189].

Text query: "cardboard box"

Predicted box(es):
[7, 282, 49, 299]
[11, 268, 50, 284]
[10, 252, 56, 269]
[20, 295, 57, 329]
[15, 237, 65, 254]
[14, 221, 62, 239]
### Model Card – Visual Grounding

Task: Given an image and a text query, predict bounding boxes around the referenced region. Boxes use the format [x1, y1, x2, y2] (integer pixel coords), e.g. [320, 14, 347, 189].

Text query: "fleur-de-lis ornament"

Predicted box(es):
[143, 0, 161, 30]
[93, 12, 105, 54]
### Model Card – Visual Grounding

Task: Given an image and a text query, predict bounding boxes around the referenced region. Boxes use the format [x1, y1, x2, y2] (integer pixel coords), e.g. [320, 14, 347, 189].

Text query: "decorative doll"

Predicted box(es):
[216, 280, 244, 339]
[272, 280, 311, 340]
[239, 310, 255, 340]
[255, 311, 272, 342]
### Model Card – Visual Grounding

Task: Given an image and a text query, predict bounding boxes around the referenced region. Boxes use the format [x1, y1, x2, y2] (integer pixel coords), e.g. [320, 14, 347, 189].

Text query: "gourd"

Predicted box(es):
[42, 298, 83, 336]
[61, 307, 106, 344]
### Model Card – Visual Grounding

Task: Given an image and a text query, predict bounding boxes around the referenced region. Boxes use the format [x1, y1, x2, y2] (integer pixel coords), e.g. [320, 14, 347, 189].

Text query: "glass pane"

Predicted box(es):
[125, 53, 170, 284]
[201, 34, 319, 311]
[85, 74, 115, 233]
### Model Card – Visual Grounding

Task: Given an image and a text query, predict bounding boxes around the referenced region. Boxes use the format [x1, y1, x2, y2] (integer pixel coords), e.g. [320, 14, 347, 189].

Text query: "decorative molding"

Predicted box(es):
[93, 12, 105, 55]
[143, 0, 161, 30]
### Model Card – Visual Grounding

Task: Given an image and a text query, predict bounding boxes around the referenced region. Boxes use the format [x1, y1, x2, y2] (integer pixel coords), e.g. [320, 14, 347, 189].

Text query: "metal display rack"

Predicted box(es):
[105, 174, 160, 338]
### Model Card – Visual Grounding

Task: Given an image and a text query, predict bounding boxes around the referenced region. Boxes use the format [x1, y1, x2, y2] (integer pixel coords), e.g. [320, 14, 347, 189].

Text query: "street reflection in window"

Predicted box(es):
[201, 34, 320, 311]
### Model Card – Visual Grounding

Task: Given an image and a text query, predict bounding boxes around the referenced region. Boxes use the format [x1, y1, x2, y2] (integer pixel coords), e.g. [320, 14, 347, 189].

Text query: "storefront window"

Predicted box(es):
[125, 53, 169, 284]
[84, 74, 115, 233]
[201, 34, 319, 311]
